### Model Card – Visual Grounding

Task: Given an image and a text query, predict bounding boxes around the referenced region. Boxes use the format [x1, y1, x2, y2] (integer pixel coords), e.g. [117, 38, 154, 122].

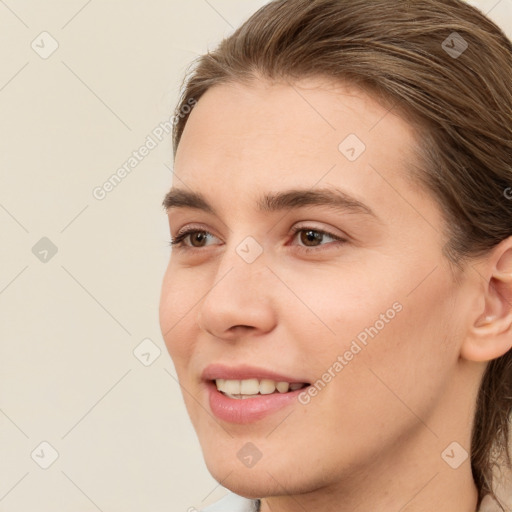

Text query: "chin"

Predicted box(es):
[206, 464, 284, 500]
[202, 445, 319, 499]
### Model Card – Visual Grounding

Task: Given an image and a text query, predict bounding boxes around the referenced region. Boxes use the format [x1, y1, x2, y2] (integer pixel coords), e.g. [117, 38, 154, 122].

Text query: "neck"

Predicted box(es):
[259, 425, 479, 512]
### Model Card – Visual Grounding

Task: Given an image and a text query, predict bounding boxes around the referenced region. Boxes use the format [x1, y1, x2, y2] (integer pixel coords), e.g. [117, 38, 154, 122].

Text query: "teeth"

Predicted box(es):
[260, 379, 276, 394]
[276, 382, 290, 393]
[223, 379, 240, 395]
[215, 378, 306, 397]
[240, 378, 260, 395]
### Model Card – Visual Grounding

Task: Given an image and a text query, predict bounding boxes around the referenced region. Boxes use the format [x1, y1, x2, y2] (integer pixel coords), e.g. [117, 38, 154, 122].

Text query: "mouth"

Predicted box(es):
[214, 378, 309, 399]
[202, 365, 311, 424]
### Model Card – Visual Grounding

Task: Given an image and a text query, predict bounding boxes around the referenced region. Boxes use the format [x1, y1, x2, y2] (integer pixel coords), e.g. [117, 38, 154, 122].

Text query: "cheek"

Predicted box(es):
[159, 267, 197, 370]
[324, 278, 458, 428]
[285, 265, 402, 355]
[296, 260, 458, 408]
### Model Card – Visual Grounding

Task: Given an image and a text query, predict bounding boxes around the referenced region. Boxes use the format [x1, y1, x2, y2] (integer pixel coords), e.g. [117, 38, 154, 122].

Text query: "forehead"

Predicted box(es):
[172, 78, 426, 223]
[176, 77, 417, 171]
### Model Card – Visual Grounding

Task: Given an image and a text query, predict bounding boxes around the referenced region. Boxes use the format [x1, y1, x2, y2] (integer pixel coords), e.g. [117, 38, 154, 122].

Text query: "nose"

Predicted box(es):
[196, 242, 277, 341]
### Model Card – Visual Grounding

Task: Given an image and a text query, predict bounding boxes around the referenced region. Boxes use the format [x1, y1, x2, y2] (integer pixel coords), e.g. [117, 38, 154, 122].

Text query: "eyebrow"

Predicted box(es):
[162, 186, 378, 219]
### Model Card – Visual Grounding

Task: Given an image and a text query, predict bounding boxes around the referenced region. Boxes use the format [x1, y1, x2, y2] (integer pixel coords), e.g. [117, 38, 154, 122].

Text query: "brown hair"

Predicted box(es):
[171, 0, 512, 508]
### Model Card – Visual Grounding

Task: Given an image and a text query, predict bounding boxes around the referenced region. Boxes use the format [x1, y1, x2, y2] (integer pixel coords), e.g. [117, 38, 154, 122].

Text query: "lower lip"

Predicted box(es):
[206, 381, 307, 424]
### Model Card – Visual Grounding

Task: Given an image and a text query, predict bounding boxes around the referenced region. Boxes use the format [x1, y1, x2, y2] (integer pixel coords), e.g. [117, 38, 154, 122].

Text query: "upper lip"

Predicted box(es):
[202, 363, 310, 384]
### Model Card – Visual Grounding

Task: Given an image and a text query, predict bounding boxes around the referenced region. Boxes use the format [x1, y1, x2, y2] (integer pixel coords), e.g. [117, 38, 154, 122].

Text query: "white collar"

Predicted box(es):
[200, 492, 260, 511]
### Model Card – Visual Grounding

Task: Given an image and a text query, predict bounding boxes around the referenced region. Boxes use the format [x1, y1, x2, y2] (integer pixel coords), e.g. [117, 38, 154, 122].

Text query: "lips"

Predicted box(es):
[201, 363, 309, 384]
[202, 364, 311, 423]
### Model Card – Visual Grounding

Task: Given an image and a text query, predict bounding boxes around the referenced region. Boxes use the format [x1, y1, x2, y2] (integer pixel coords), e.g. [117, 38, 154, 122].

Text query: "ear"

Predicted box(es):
[461, 236, 512, 362]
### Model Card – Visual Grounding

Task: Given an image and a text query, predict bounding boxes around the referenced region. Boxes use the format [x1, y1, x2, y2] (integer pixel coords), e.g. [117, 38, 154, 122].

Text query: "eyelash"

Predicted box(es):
[168, 226, 347, 254]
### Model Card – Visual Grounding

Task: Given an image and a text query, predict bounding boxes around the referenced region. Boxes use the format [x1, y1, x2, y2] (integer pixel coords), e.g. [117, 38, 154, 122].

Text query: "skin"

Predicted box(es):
[159, 77, 512, 512]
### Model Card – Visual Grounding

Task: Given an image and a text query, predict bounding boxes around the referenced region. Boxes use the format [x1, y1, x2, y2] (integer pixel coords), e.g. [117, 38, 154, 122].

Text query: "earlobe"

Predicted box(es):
[460, 238, 512, 363]
[463, 312, 512, 362]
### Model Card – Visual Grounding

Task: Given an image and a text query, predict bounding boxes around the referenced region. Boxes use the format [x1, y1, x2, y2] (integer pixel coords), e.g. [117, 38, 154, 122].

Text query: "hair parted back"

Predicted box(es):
[171, 0, 512, 508]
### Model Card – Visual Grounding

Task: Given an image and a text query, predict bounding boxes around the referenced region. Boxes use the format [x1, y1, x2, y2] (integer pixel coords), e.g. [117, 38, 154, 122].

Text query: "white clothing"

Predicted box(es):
[200, 492, 260, 511]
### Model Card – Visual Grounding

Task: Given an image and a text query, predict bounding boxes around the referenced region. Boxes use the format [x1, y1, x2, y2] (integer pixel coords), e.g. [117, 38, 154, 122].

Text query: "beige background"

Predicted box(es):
[0, 1, 510, 511]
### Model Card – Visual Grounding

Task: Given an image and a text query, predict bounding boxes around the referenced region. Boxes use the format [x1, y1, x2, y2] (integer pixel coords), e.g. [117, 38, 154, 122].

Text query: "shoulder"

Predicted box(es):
[199, 492, 260, 512]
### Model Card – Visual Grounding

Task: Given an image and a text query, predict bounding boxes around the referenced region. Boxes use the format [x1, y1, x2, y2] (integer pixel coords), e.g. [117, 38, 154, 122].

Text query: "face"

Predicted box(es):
[159, 78, 475, 498]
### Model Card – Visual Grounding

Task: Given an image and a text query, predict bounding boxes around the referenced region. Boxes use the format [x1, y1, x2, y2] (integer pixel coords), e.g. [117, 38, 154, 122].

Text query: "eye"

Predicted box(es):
[289, 225, 347, 253]
[169, 227, 218, 249]
[169, 225, 347, 252]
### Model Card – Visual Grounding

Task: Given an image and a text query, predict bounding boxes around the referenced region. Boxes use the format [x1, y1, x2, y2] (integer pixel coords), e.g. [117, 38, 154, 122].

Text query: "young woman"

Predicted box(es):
[159, 1, 512, 510]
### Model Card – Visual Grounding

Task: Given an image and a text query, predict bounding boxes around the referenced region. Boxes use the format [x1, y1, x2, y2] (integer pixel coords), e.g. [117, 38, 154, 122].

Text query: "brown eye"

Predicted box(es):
[291, 226, 348, 254]
[299, 230, 325, 247]
[170, 229, 216, 249]
[189, 232, 209, 247]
